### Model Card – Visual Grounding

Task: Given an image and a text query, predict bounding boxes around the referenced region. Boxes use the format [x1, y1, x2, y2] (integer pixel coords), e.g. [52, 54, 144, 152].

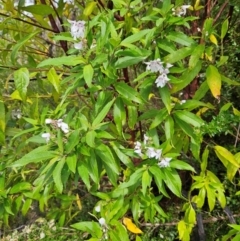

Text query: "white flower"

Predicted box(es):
[143, 134, 149, 145]
[41, 133, 51, 143]
[155, 73, 170, 88]
[40, 232, 45, 239]
[180, 100, 186, 105]
[166, 63, 173, 69]
[68, 20, 86, 40]
[64, 0, 73, 4]
[158, 157, 172, 168]
[146, 147, 162, 159]
[74, 41, 84, 50]
[154, 149, 162, 159]
[95, 205, 101, 212]
[172, 5, 191, 17]
[134, 141, 142, 155]
[144, 59, 164, 73]
[99, 217, 106, 226]
[60, 122, 69, 133]
[45, 118, 53, 124]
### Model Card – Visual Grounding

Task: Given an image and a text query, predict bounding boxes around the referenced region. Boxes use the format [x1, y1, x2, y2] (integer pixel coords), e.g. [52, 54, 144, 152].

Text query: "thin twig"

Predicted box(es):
[234, 123, 240, 147]
[213, 1, 229, 24]
[141, 213, 240, 227]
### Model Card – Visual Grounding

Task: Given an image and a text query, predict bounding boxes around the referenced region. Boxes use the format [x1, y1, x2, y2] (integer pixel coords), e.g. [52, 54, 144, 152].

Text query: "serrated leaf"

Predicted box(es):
[206, 65, 221, 99]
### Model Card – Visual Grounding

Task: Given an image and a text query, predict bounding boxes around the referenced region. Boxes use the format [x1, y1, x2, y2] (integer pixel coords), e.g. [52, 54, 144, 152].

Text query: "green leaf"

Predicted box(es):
[159, 86, 172, 114]
[115, 82, 142, 104]
[0, 101, 6, 132]
[14, 68, 30, 102]
[193, 81, 209, 100]
[10, 146, 56, 167]
[150, 108, 168, 129]
[115, 56, 147, 69]
[166, 32, 195, 46]
[113, 97, 126, 134]
[83, 64, 94, 87]
[66, 154, 77, 174]
[121, 29, 150, 45]
[9, 182, 32, 194]
[20, 4, 54, 16]
[110, 142, 134, 168]
[65, 129, 80, 153]
[53, 158, 66, 193]
[164, 46, 193, 64]
[149, 166, 169, 197]
[37, 56, 86, 67]
[11, 31, 40, 63]
[206, 65, 221, 99]
[71, 221, 102, 238]
[171, 61, 202, 93]
[221, 75, 240, 86]
[47, 67, 60, 93]
[164, 115, 174, 140]
[83, 1, 97, 16]
[92, 98, 115, 128]
[127, 105, 138, 130]
[189, 44, 205, 69]
[221, 19, 229, 39]
[22, 198, 32, 216]
[78, 162, 91, 190]
[142, 170, 151, 196]
[215, 145, 239, 168]
[163, 168, 182, 197]
[174, 110, 204, 127]
[86, 130, 96, 147]
[170, 160, 195, 172]
[206, 186, 215, 211]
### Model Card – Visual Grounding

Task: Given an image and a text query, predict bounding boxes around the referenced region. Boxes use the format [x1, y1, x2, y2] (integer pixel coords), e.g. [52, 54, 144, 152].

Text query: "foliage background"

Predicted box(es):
[0, 0, 240, 240]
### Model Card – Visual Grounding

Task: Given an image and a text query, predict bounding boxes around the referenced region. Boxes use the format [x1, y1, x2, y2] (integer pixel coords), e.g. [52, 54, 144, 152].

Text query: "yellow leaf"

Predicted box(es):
[148, 93, 155, 100]
[76, 194, 82, 210]
[206, 65, 221, 99]
[196, 107, 209, 116]
[123, 217, 143, 234]
[210, 34, 218, 46]
[233, 107, 240, 117]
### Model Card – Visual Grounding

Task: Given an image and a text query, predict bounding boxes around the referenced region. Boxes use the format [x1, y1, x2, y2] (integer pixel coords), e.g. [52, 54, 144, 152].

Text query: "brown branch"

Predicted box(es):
[213, 1, 229, 25]
[0, 12, 55, 32]
[40, 0, 68, 54]
[141, 213, 240, 227]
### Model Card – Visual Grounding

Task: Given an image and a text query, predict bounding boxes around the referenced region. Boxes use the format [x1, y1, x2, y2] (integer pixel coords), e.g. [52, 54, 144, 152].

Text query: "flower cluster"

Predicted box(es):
[41, 118, 70, 143]
[144, 59, 173, 88]
[68, 19, 86, 50]
[172, 5, 191, 17]
[134, 135, 172, 168]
